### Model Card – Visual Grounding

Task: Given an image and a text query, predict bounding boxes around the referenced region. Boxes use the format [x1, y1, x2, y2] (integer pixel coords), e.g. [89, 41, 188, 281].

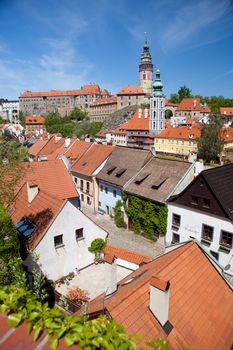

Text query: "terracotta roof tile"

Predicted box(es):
[104, 253, 115, 263]
[29, 139, 49, 156]
[119, 108, 150, 131]
[150, 276, 169, 291]
[155, 125, 200, 140]
[220, 107, 233, 115]
[25, 115, 44, 124]
[117, 86, 145, 95]
[104, 245, 151, 265]
[71, 143, 114, 176]
[64, 140, 92, 164]
[90, 96, 117, 107]
[177, 98, 210, 113]
[89, 241, 233, 349]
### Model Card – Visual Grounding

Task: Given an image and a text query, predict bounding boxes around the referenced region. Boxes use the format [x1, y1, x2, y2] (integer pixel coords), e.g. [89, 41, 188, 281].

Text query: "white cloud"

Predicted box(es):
[162, 0, 232, 51]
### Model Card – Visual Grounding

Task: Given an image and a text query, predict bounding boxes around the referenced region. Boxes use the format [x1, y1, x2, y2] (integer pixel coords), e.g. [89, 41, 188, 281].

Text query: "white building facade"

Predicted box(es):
[35, 199, 107, 280]
[150, 69, 165, 134]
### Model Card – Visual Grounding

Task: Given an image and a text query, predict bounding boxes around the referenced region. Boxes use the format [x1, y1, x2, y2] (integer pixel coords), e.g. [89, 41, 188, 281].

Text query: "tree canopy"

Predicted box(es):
[197, 114, 225, 163]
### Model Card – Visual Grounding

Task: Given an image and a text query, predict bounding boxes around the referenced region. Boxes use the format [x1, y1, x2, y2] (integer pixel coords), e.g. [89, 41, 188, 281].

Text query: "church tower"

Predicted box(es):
[139, 36, 153, 95]
[150, 69, 165, 134]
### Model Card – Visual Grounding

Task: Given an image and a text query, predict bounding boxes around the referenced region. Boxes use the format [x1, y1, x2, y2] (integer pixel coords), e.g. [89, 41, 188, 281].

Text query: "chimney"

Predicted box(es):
[104, 254, 117, 295]
[138, 108, 142, 118]
[65, 138, 71, 148]
[144, 108, 148, 118]
[149, 276, 170, 326]
[55, 135, 62, 143]
[193, 99, 197, 108]
[27, 181, 39, 203]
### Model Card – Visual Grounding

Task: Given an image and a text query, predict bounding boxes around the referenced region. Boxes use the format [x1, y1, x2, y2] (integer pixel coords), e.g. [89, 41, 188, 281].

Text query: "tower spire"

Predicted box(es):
[139, 34, 153, 95]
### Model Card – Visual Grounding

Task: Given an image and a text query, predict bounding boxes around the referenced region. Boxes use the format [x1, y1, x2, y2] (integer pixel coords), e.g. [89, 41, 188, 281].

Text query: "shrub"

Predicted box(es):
[114, 200, 126, 228]
[66, 285, 90, 305]
[88, 238, 106, 253]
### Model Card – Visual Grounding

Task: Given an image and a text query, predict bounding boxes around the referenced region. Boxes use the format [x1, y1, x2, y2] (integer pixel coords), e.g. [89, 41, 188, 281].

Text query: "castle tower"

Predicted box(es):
[139, 36, 153, 95]
[150, 69, 165, 134]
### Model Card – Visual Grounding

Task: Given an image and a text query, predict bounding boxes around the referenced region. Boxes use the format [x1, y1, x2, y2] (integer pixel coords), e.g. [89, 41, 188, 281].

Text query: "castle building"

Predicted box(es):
[150, 69, 165, 134]
[139, 39, 153, 95]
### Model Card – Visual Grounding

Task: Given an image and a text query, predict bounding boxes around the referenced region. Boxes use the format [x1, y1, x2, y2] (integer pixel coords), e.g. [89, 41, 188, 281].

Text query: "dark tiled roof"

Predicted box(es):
[96, 147, 153, 188]
[124, 158, 191, 204]
[88, 241, 233, 349]
[202, 163, 233, 220]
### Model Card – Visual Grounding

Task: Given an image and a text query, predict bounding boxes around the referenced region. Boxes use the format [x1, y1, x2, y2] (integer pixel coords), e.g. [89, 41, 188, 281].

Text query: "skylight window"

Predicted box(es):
[82, 162, 87, 166]
[151, 177, 167, 189]
[16, 217, 36, 237]
[135, 173, 150, 185]
[107, 165, 116, 175]
[115, 168, 126, 177]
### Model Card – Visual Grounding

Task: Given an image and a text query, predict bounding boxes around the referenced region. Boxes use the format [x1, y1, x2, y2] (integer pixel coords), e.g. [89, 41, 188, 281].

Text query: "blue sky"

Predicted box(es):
[0, 0, 233, 100]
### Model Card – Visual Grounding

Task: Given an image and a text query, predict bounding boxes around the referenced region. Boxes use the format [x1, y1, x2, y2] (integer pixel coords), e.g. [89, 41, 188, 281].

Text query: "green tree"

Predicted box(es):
[114, 200, 126, 228]
[0, 204, 27, 288]
[169, 93, 179, 104]
[178, 85, 192, 101]
[18, 111, 25, 126]
[29, 251, 49, 302]
[68, 107, 88, 121]
[197, 114, 225, 163]
[0, 140, 28, 164]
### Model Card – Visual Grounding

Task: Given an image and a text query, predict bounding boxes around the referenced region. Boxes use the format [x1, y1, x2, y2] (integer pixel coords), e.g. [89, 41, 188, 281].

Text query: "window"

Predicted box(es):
[75, 228, 84, 241]
[202, 224, 213, 243]
[105, 187, 108, 194]
[74, 177, 77, 184]
[172, 233, 180, 243]
[106, 205, 110, 215]
[203, 198, 210, 208]
[54, 235, 63, 248]
[210, 250, 219, 261]
[172, 214, 180, 227]
[80, 180, 83, 190]
[100, 185, 103, 192]
[191, 195, 198, 205]
[99, 201, 101, 207]
[220, 230, 232, 251]
[81, 194, 84, 202]
[87, 196, 91, 205]
[113, 190, 116, 197]
[86, 182, 90, 194]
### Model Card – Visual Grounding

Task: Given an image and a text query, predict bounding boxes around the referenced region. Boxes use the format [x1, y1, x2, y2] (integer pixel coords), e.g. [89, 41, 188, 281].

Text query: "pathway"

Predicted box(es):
[81, 208, 165, 259]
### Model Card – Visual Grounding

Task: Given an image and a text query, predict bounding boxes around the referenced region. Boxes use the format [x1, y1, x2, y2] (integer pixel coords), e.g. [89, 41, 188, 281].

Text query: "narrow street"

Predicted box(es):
[81, 208, 165, 259]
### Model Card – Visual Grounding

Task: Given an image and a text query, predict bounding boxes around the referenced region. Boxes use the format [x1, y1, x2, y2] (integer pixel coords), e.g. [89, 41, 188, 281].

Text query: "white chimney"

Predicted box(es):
[144, 108, 148, 118]
[195, 160, 204, 175]
[55, 135, 62, 143]
[138, 108, 142, 118]
[105, 254, 117, 295]
[65, 138, 71, 148]
[149, 276, 170, 326]
[193, 99, 197, 108]
[27, 182, 39, 203]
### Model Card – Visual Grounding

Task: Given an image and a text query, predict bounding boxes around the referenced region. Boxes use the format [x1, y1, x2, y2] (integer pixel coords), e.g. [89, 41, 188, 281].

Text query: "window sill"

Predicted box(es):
[201, 238, 211, 246]
[172, 225, 180, 231]
[55, 244, 65, 249]
[219, 245, 231, 253]
[76, 237, 84, 242]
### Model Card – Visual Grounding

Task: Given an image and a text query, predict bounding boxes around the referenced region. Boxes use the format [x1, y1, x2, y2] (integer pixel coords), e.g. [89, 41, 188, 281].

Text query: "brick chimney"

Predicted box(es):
[149, 276, 170, 326]
[104, 254, 117, 295]
[27, 181, 39, 203]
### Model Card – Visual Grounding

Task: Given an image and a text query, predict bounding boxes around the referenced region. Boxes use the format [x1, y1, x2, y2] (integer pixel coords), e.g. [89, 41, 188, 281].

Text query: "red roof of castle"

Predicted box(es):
[90, 96, 117, 107]
[117, 86, 145, 95]
[220, 107, 233, 115]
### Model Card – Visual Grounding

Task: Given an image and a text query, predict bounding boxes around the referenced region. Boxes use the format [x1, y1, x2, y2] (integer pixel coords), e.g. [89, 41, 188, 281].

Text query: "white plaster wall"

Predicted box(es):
[166, 203, 233, 275]
[116, 258, 138, 271]
[35, 200, 107, 280]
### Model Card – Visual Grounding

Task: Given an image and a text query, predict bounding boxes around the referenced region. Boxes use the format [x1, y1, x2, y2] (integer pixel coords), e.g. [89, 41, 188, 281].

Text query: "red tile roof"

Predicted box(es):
[64, 140, 92, 163]
[220, 107, 233, 115]
[28, 139, 49, 156]
[222, 127, 233, 142]
[25, 115, 45, 125]
[104, 245, 151, 265]
[177, 98, 210, 113]
[155, 125, 200, 140]
[10, 160, 78, 248]
[89, 241, 233, 349]
[117, 86, 145, 95]
[118, 109, 150, 131]
[90, 96, 117, 107]
[20, 85, 109, 98]
[71, 143, 114, 176]
[150, 276, 169, 291]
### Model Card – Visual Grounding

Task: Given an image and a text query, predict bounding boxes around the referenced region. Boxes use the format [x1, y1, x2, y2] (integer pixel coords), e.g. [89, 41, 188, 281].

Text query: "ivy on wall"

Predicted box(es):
[114, 200, 127, 228]
[124, 194, 168, 241]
